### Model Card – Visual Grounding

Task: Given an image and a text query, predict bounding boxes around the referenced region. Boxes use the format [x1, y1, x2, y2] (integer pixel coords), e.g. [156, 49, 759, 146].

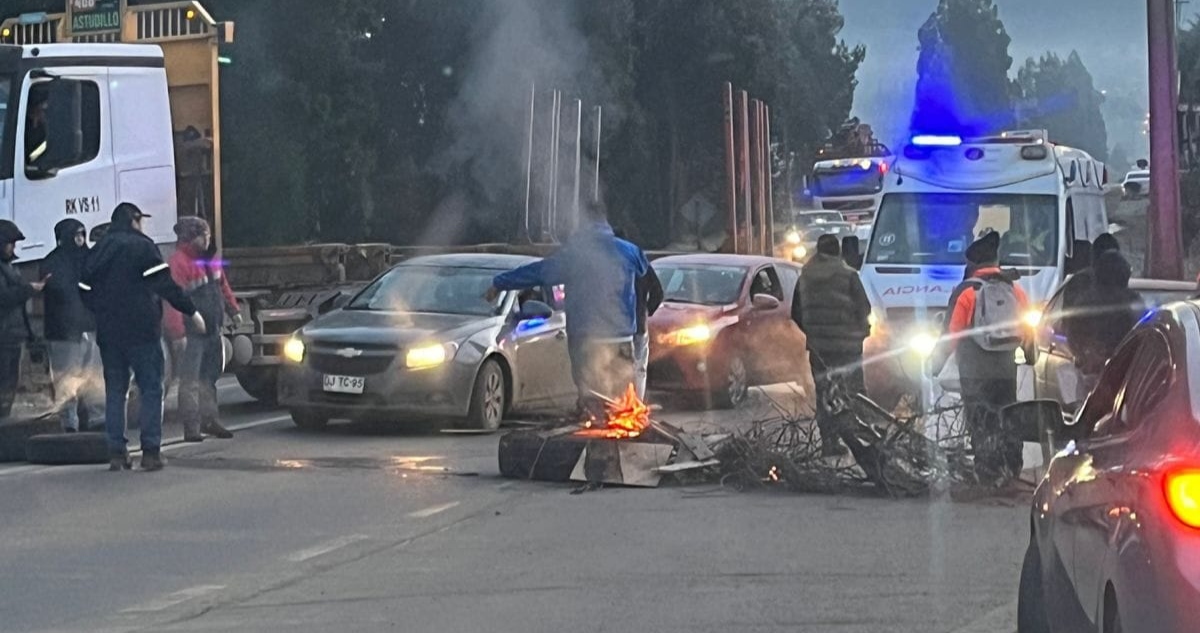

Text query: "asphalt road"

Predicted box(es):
[0, 382, 1028, 633]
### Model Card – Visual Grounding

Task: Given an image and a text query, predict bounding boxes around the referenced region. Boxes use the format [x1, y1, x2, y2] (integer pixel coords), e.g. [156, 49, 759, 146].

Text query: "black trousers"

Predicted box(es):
[177, 334, 223, 436]
[809, 351, 864, 447]
[0, 344, 22, 419]
[961, 377, 1022, 483]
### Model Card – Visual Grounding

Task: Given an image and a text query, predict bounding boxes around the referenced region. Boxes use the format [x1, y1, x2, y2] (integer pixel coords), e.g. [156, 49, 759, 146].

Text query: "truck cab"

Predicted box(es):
[0, 44, 177, 258]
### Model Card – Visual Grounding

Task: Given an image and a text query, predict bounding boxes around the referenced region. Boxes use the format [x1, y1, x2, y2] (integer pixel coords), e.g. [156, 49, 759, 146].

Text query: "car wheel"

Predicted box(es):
[25, 433, 110, 465]
[235, 368, 279, 405]
[1017, 540, 1051, 633]
[290, 409, 329, 431]
[710, 355, 749, 410]
[463, 359, 506, 431]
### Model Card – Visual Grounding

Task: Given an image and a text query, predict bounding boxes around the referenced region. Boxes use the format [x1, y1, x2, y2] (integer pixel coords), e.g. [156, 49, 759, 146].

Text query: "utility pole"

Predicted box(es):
[1147, 0, 1185, 279]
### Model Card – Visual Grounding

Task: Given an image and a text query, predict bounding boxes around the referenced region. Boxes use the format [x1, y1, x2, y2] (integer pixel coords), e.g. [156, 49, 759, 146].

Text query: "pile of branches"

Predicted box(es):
[712, 380, 977, 498]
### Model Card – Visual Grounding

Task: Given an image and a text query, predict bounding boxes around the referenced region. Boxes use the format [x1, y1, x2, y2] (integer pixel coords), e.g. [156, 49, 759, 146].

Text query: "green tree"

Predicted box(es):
[1015, 51, 1108, 160]
[911, 0, 1014, 136]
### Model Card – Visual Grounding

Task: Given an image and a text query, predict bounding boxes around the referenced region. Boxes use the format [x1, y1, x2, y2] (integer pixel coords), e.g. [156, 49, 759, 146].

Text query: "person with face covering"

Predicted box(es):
[0, 220, 47, 418]
[82, 204, 201, 471]
[163, 217, 237, 441]
[1070, 250, 1144, 383]
[41, 219, 105, 431]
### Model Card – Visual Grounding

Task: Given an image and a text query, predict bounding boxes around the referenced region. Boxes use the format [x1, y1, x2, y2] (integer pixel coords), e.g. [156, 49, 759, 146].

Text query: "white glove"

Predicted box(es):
[232, 312, 245, 327]
[191, 312, 208, 335]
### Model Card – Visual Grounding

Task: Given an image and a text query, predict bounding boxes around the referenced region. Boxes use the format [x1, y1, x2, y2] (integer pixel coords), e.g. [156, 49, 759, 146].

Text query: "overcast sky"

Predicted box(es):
[839, 0, 1160, 154]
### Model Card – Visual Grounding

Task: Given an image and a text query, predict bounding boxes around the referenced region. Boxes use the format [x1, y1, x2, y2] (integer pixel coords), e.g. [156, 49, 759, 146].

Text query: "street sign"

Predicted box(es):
[67, 0, 123, 36]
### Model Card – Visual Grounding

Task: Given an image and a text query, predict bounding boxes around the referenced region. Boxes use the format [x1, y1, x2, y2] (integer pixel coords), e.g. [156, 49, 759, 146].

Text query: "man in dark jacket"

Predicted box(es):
[792, 234, 871, 456]
[1061, 233, 1118, 341]
[488, 201, 648, 419]
[82, 204, 203, 471]
[933, 231, 1036, 484]
[41, 219, 105, 431]
[1070, 250, 1143, 385]
[0, 221, 46, 418]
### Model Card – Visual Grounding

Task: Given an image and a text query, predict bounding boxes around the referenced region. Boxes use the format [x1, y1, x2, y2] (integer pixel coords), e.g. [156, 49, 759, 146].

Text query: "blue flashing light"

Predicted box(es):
[517, 317, 547, 332]
[911, 134, 963, 147]
[1138, 309, 1156, 325]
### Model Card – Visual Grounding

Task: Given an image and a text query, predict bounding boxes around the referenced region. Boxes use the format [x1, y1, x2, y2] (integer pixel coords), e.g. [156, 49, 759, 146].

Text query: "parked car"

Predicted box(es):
[777, 210, 856, 263]
[1016, 300, 1200, 633]
[1121, 169, 1150, 199]
[278, 254, 575, 430]
[647, 254, 806, 408]
[1032, 277, 1195, 409]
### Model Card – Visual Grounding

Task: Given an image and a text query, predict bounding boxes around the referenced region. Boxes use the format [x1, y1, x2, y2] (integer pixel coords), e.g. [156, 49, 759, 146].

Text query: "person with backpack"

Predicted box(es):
[932, 231, 1036, 484]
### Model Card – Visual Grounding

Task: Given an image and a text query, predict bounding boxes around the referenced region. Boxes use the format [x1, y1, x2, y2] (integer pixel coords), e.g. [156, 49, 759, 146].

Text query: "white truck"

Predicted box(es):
[859, 130, 1109, 408]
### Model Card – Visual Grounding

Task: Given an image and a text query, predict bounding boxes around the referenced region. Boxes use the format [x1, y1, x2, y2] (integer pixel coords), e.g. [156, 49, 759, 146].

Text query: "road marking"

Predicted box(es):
[496, 481, 516, 490]
[949, 599, 1016, 633]
[286, 534, 370, 563]
[407, 501, 461, 518]
[120, 584, 225, 613]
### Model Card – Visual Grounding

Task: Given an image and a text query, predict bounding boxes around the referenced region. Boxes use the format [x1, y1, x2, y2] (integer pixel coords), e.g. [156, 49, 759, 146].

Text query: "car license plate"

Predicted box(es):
[323, 375, 365, 394]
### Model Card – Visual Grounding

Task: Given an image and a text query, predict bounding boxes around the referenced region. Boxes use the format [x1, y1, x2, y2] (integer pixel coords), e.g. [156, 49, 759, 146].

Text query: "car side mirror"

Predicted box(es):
[751, 293, 781, 310]
[1001, 399, 1064, 444]
[518, 299, 554, 322]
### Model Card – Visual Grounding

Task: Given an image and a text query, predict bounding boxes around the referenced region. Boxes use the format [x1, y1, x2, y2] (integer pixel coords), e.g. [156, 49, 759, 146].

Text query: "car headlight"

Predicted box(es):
[1023, 308, 1043, 328]
[283, 337, 305, 363]
[791, 245, 807, 260]
[785, 230, 802, 245]
[908, 331, 938, 358]
[406, 343, 457, 369]
[668, 324, 712, 347]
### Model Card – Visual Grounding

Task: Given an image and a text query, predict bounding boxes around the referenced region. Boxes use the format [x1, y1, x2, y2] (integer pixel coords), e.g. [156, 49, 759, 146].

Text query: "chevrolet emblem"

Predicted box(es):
[335, 348, 363, 358]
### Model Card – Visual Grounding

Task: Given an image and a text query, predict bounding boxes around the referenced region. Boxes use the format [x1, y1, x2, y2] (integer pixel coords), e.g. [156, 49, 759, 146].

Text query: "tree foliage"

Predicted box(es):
[1015, 51, 1108, 160]
[911, 0, 1014, 136]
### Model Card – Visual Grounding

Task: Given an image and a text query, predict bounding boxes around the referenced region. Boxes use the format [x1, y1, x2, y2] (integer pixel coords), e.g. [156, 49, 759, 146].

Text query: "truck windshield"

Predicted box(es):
[866, 192, 1058, 267]
[346, 266, 501, 316]
[811, 167, 884, 197]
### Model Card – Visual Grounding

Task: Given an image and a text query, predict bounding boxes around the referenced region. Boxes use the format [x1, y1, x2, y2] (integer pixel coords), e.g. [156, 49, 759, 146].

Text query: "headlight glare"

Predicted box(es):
[669, 324, 712, 347]
[908, 331, 938, 358]
[406, 343, 453, 369]
[283, 338, 305, 363]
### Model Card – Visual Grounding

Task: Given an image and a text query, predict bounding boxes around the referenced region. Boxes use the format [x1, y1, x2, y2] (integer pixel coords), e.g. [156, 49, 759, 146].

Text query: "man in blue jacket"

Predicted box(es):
[488, 202, 648, 418]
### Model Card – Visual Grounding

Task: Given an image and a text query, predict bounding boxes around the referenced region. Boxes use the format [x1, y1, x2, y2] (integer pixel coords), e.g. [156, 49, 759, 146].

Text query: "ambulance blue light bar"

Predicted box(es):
[910, 134, 963, 147]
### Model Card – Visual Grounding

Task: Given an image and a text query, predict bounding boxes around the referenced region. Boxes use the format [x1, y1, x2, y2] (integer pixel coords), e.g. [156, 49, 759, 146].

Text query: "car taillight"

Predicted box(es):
[1164, 470, 1200, 528]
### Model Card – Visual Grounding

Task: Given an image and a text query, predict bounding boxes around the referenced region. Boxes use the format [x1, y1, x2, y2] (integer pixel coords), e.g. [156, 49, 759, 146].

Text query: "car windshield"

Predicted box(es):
[346, 265, 500, 315]
[656, 264, 745, 305]
[794, 212, 844, 228]
[867, 192, 1058, 267]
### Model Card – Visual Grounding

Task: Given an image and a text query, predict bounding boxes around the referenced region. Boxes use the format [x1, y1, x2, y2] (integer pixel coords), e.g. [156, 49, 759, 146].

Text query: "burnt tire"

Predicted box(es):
[290, 409, 329, 431]
[709, 354, 749, 410]
[25, 433, 110, 465]
[1017, 540, 1051, 633]
[462, 359, 506, 432]
[235, 368, 279, 405]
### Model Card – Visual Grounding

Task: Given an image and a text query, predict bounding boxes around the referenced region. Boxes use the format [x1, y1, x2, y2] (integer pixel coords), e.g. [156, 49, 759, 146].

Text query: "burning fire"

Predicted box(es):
[576, 384, 650, 439]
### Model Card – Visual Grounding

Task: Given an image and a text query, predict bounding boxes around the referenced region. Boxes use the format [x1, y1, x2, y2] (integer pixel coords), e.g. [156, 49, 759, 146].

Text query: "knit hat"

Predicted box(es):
[0, 220, 25, 244]
[173, 216, 210, 242]
[965, 231, 1000, 265]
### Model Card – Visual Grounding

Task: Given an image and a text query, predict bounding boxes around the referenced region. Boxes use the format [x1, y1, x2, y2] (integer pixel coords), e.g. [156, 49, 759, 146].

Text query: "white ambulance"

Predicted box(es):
[860, 130, 1109, 403]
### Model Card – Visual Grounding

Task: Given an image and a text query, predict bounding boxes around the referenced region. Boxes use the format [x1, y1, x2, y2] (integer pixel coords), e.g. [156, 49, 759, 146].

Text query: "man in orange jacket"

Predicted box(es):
[933, 231, 1036, 484]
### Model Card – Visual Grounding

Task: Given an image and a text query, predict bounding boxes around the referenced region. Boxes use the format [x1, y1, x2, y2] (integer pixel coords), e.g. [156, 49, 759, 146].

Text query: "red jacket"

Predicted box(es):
[163, 244, 239, 340]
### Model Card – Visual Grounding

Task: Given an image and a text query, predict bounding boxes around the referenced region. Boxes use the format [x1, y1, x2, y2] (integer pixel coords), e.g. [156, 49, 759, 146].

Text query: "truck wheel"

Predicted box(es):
[462, 359, 506, 431]
[26, 433, 110, 465]
[709, 355, 748, 410]
[290, 409, 328, 431]
[236, 369, 279, 405]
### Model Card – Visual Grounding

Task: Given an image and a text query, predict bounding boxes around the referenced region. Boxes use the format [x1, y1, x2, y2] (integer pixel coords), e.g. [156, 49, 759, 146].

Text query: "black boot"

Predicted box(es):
[183, 432, 204, 443]
[202, 421, 233, 439]
[108, 454, 132, 471]
[140, 453, 166, 471]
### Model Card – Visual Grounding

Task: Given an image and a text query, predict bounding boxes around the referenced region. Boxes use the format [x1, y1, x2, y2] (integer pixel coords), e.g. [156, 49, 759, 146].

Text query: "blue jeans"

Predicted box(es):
[99, 341, 165, 456]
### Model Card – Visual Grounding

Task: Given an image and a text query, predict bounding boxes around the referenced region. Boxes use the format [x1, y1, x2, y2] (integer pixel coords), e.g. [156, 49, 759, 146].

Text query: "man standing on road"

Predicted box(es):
[792, 234, 871, 457]
[82, 204, 203, 471]
[614, 229, 663, 399]
[0, 221, 47, 419]
[487, 201, 648, 419]
[164, 217, 237, 442]
[1068, 250, 1143, 392]
[933, 231, 1036, 485]
[41, 219, 105, 432]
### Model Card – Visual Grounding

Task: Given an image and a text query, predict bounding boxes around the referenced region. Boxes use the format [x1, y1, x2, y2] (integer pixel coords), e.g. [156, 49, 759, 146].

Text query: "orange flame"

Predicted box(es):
[575, 384, 650, 439]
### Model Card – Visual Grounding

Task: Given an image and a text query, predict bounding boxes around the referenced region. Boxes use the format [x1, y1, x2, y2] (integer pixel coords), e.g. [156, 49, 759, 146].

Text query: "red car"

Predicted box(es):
[646, 254, 807, 408]
[1017, 300, 1200, 633]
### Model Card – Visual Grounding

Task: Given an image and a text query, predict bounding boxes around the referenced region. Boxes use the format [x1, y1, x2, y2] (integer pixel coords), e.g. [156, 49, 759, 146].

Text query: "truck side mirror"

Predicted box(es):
[24, 165, 58, 181]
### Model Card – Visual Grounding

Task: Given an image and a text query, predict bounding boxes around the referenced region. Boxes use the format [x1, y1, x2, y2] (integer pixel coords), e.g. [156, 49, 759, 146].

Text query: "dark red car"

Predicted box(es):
[1017, 300, 1200, 633]
[646, 254, 807, 408]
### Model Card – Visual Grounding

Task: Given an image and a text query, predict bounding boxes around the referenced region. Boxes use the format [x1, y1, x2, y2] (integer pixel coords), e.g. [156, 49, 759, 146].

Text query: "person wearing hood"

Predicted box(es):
[1068, 250, 1143, 385]
[0, 220, 47, 418]
[82, 203, 202, 471]
[933, 231, 1036, 484]
[163, 217, 237, 442]
[41, 219, 104, 431]
[792, 234, 872, 457]
[486, 200, 648, 419]
[1061, 233, 1119, 346]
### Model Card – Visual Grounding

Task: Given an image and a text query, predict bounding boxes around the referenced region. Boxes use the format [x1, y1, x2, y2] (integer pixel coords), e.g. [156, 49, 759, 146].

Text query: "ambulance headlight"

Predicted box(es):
[908, 331, 938, 358]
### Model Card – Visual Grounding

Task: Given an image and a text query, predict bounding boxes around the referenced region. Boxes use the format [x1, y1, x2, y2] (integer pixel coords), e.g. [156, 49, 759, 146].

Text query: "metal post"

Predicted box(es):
[1148, 0, 1184, 278]
[544, 90, 559, 242]
[722, 83, 738, 255]
[594, 105, 603, 203]
[765, 104, 774, 253]
[551, 91, 563, 240]
[750, 100, 762, 256]
[573, 99, 583, 233]
[757, 100, 768, 255]
[523, 83, 536, 242]
[738, 91, 752, 255]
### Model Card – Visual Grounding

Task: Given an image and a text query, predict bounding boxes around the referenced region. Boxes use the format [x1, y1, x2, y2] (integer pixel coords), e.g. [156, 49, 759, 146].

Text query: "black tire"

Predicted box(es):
[1104, 589, 1123, 633]
[1017, 540, 1052, 633]
[709, 354, 749, 410]
[0, 415, 60, 462]
[290, 409, 329, 431]
[463, 359, 506, 431]
[25, 433, 110, 465]
[235, 368, 279, 405]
